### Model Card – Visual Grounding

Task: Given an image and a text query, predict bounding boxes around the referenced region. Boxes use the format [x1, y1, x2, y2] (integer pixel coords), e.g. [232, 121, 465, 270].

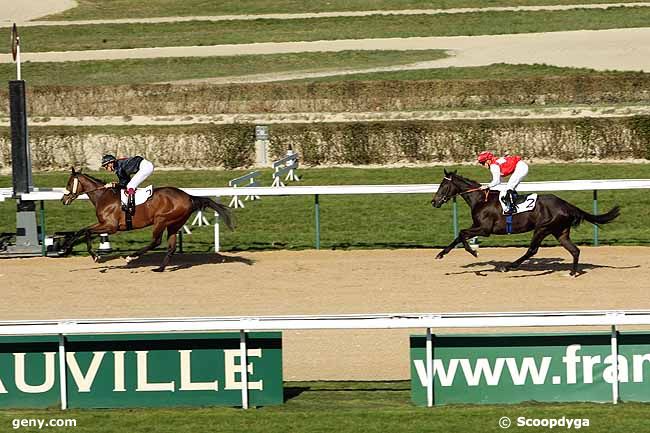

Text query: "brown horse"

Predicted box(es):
[431, 170, 620, 276]
[60, 168, 234, 271]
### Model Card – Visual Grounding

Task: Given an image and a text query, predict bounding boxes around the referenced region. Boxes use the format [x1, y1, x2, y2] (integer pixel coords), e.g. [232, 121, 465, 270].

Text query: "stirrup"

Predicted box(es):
[127, 195, 136, 216]
[502, 197, 514, 214]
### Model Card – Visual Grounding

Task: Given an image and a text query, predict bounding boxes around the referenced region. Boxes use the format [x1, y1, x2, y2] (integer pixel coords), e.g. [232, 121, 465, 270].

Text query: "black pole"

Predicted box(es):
[9, 80, 32, 196]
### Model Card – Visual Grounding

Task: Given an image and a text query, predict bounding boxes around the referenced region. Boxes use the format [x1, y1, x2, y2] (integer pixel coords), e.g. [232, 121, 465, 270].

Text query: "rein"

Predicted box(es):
[84, 186, 110, 195]
[459, 186, 482, 195]
[442, 177, 490, 202]
[64, 179, 111, 200]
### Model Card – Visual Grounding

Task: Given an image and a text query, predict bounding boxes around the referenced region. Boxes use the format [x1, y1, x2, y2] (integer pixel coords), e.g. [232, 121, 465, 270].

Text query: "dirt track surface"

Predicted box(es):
[1, 246, 646, 380]
[8, 28, 650, 75]
[0, 0, 76, 23]
[9, 3, 649, 26]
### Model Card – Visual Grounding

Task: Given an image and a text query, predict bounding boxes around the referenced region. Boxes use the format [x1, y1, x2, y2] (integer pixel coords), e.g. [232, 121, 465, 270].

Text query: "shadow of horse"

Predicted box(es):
[446, 257, 640, 278]
[91, 252, 254, 272]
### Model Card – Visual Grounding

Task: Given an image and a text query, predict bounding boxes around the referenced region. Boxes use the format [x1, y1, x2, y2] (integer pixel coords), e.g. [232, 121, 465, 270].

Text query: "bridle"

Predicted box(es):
[436, 176, 489, 204]
[63, 175, 107, 200]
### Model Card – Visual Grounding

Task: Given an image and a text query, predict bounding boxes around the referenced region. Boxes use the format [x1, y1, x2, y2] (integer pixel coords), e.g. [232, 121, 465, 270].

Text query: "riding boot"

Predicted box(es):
[127, 189, 136, 216]
[501, 193, 511, 214]
[506, 189, 518, 214]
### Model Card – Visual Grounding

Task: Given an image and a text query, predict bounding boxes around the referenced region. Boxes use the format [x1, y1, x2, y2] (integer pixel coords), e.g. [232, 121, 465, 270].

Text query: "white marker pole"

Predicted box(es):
[11, 23, 21, 80]
[16, 39, 21, 80]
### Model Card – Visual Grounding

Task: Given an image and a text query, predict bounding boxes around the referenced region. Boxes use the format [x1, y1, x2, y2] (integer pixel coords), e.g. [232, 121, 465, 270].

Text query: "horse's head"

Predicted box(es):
[431, 169, 462, 208]
[61, 167, 86, 205]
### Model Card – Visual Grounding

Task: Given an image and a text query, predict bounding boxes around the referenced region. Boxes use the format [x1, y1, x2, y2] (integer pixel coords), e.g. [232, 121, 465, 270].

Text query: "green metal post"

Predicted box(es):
[452, 197, 459, 238]
[593, 190, 599, 246]
[39, 200, 46, 256]
[314, 194, 320, 250]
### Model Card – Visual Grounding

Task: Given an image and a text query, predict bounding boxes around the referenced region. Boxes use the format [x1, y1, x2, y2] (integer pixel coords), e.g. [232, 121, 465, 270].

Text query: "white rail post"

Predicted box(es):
[191, 210, 210, 226]
[214, 197, 221, 252]
[426, 327, 433, 407]
[58, 334, 67, 410]
[240, 330, 249, 409]
[611, 325, 619, 404]
[228, 183, 244, 208]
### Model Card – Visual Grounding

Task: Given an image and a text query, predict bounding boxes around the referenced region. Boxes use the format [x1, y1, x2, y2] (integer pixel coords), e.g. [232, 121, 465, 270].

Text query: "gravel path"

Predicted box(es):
[5, 28, 650, 75]
[5, 105, 649, 127]
[0, 0, 76, 24]
[3, 2, 649, 78]
[6, 2, 649, 27]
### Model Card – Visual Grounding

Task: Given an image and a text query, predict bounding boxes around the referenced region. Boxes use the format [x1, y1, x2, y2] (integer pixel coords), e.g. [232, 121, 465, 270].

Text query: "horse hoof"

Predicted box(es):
[435, 253, 445, 260]
[152, 267, 165, 273]
[125, 256, 136, 263]
[92, 255, 100, 263]
[497, 265, 509, 273]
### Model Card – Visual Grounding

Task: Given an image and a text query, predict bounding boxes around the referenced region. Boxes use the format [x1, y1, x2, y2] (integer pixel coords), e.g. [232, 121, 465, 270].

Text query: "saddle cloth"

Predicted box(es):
[500, 193, 538, 215]
[120, 185, 154, 207]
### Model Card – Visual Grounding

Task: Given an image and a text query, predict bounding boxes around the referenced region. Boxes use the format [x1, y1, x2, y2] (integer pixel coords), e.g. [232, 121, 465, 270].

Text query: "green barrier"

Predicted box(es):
[617, 332, 650, 402]
[0, 332, 282, 409]
[0, 336, 61, 408]
[411, 332, 624, 406]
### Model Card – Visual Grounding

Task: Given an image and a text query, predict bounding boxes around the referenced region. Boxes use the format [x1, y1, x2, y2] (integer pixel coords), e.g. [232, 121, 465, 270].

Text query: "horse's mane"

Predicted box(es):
[449, 171, 481, 188]
[79, 172, 107, 185]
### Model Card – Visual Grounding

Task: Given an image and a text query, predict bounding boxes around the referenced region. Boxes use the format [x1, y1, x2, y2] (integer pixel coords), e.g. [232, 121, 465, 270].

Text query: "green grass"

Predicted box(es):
[0, 50, 448, 86]
[2, 61, 642, 87]
[44, 0, 649, 20]
[5, 61, 643, 87]
[11, 7, 650, 53]
[291, 63, 650, 82]
[0, 381, 649, 432]
[0, 164, 648, 255]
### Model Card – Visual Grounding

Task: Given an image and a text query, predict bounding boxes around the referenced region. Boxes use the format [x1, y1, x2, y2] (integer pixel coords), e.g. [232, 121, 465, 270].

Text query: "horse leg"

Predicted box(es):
[153, 231, 177, 273]
[436, 226, 487, 259]
[84, 230, 99, 262]
[125, 220, 165, 263]
[436, 236, 463, 259]
[153, 221, 185, 272]
[503, 227, 551, 272]
[458, 227, 491, 258]
[554, 228, 581, 276]
[61, 227, 92, 255]
[64, 222, 117, 259]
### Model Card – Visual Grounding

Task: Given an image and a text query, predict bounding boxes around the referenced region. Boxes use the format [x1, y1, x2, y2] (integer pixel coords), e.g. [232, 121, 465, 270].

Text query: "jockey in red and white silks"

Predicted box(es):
[477, 151, 529, 214]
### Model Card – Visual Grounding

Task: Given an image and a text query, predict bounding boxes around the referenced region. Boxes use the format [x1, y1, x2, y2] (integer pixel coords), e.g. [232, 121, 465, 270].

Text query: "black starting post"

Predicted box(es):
[0, 25, 42, 257]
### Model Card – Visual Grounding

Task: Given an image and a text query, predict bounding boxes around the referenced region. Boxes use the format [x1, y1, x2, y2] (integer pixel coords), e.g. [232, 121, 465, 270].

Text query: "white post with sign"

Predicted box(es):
[11, 24, 20, 80]
[255, 125, 269, 166]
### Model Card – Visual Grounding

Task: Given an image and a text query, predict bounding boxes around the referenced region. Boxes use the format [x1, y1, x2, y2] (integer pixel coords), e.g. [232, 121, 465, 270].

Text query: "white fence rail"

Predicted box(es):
[0, 309, 648, 335]
[0, 309, 646, 408]
[3, 179, 649, 250]
[10, 179, 650, 202]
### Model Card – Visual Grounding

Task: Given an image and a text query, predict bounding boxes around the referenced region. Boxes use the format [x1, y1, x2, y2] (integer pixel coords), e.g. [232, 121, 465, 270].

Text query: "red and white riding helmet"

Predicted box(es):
[477, 151, 494, 164]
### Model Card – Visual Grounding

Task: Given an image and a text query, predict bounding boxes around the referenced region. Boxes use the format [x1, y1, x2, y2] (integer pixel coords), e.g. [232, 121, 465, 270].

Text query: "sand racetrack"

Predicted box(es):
[1, 246, 646, 380]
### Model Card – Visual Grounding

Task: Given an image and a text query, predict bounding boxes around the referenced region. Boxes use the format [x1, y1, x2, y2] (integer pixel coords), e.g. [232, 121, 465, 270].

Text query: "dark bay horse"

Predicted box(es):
[60, 168, 234, 271]
[431, 170, 620, 276]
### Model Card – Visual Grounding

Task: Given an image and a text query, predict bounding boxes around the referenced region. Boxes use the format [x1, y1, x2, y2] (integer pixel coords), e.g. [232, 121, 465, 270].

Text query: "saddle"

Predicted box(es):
[120, 185, 154, 207]
[499, 192, 538, 215]
[119, 185, 154, 230]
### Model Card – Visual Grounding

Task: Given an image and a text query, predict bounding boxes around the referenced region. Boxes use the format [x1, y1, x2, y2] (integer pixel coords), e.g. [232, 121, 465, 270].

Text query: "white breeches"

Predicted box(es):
[499, 161, 529, 201]
[126, 159, 154, 190]
[506, 161, 529, 191]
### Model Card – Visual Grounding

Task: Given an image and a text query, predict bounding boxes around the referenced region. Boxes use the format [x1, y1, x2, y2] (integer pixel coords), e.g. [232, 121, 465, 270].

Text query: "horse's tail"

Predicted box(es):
[191, 196, 235, 230]
[567, 203, 621, 227]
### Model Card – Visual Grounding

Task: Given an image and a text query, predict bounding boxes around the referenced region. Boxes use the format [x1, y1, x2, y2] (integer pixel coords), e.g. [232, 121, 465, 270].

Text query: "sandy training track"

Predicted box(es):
[1, 246, 647, 380]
